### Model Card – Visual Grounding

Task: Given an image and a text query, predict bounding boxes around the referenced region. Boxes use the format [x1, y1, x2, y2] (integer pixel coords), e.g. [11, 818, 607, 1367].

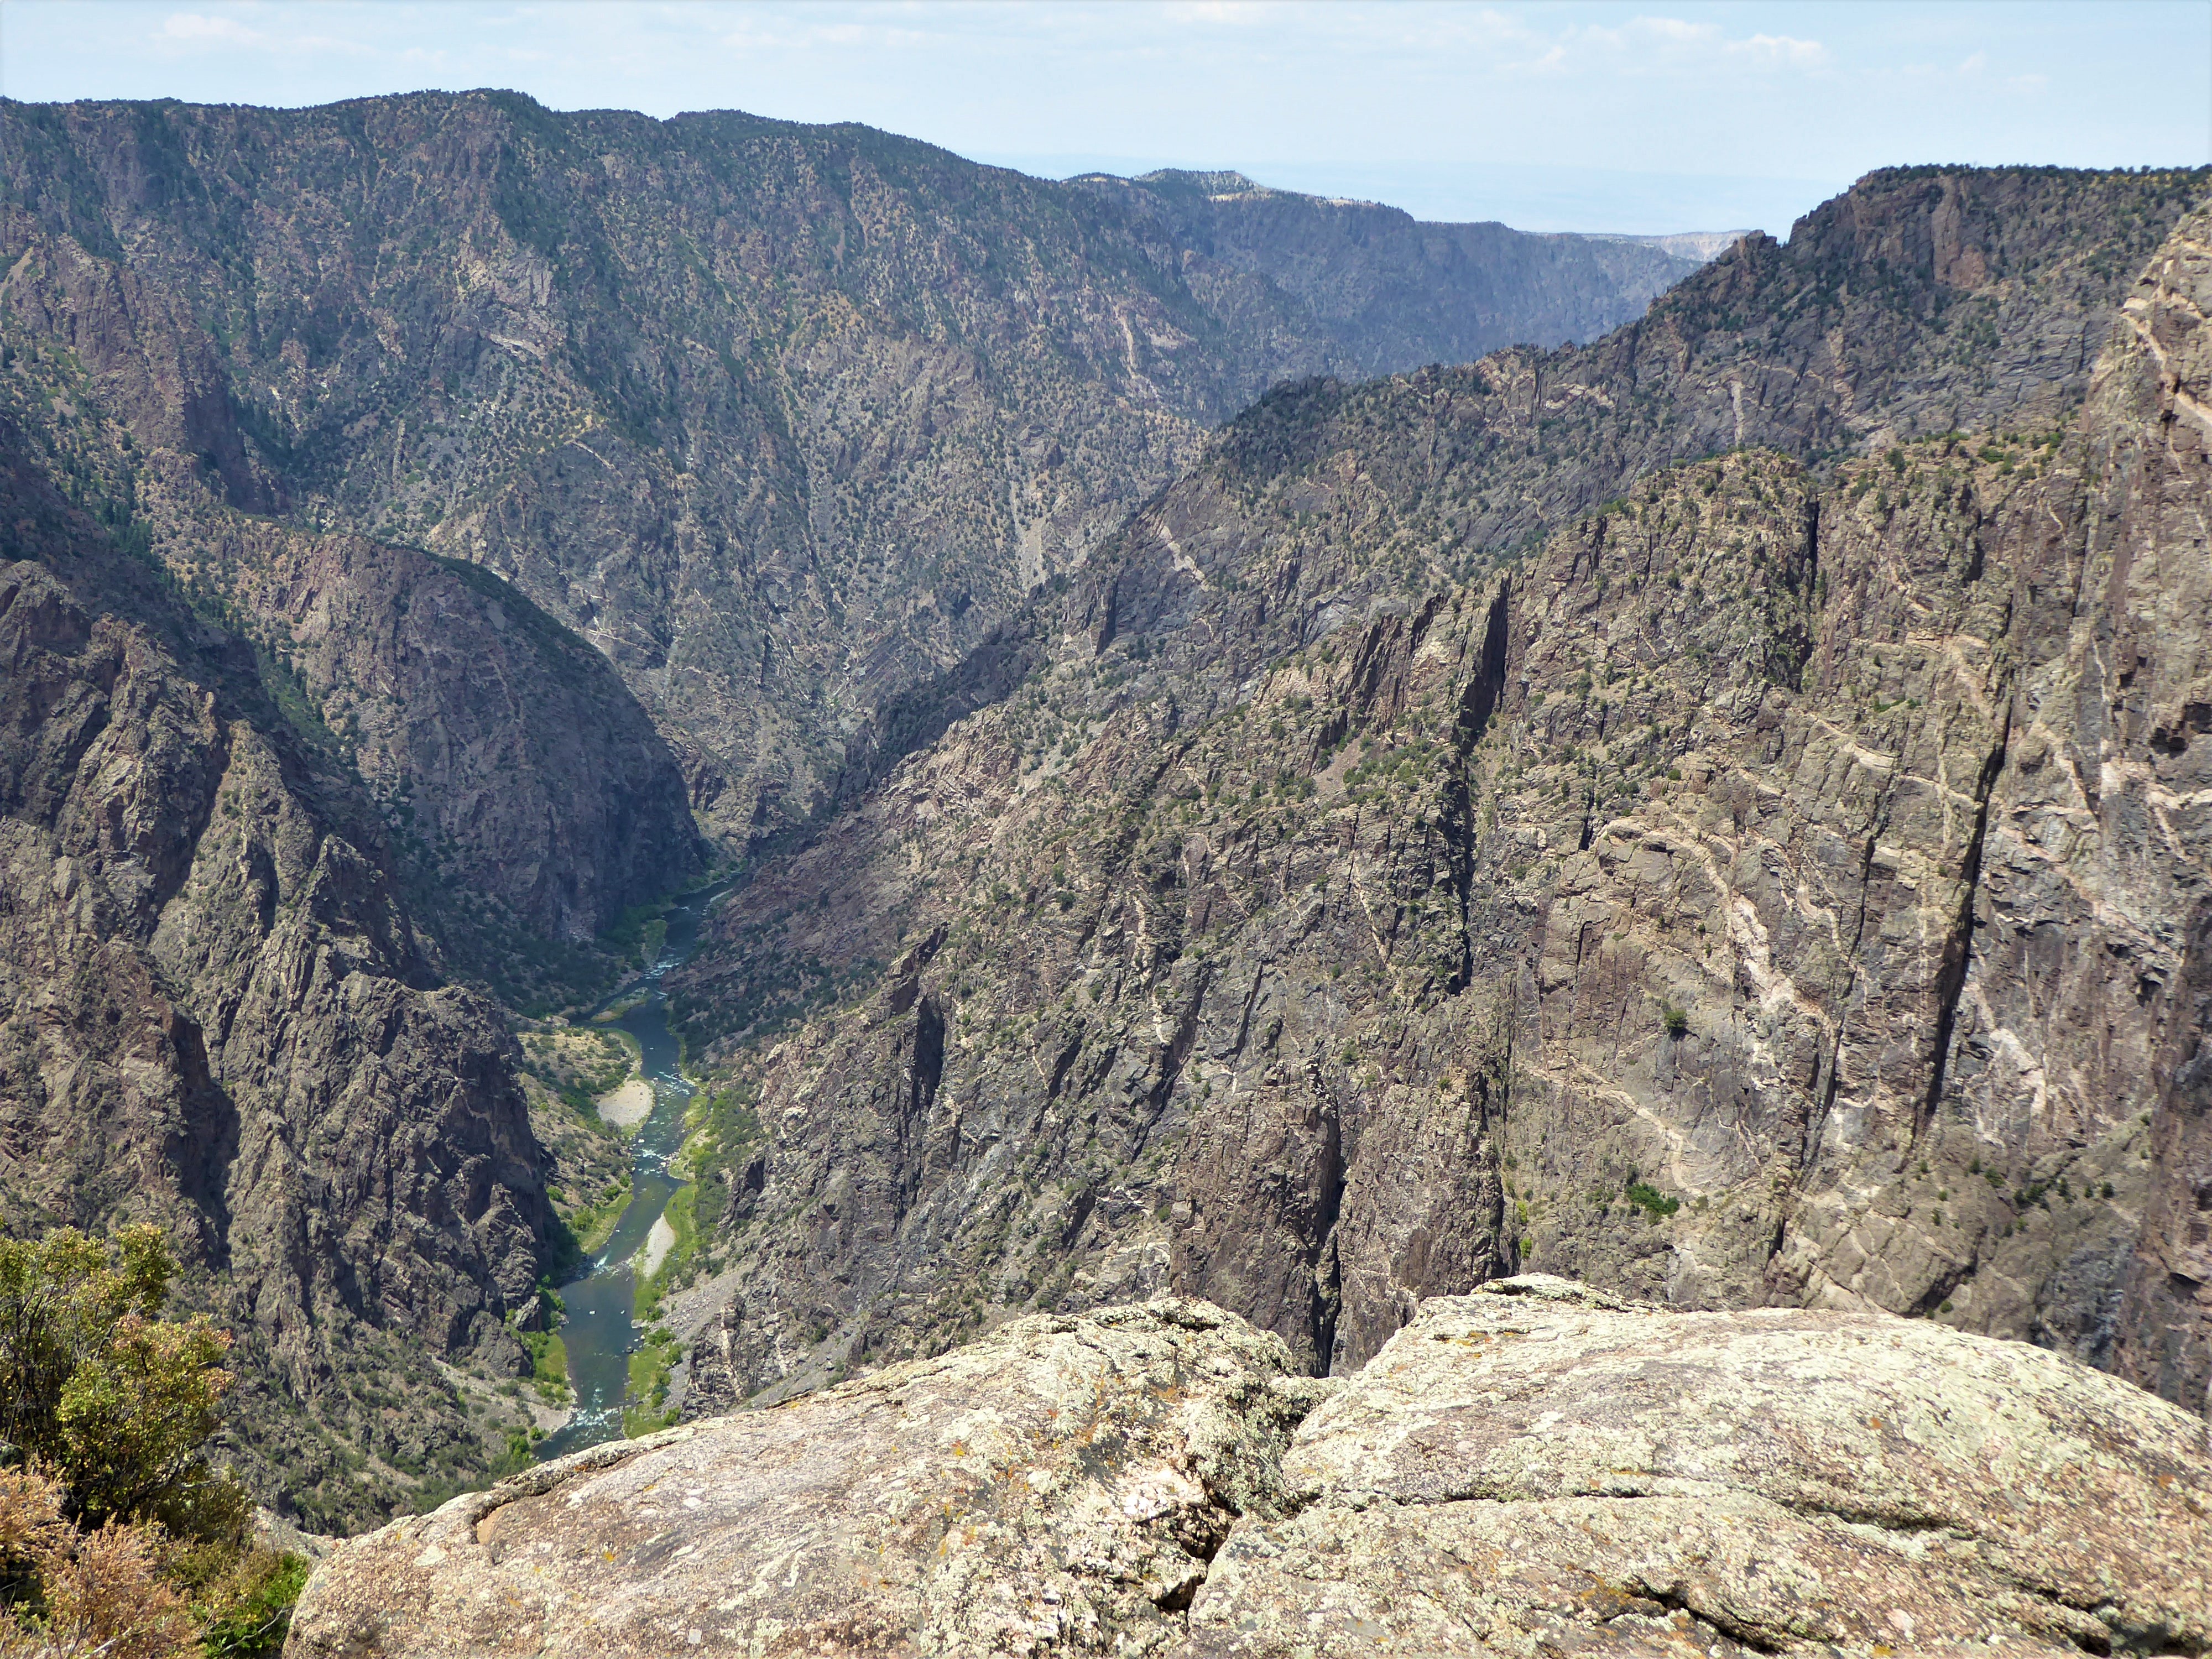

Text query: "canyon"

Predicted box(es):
[1, 86, 2209, 1552]
[664, 169, 2212, 1437]
[0, 90, 1705, 1522]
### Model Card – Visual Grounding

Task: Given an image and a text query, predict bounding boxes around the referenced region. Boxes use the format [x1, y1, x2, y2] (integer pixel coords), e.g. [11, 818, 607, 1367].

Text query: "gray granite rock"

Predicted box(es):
[289, 1281, 2212, 1657]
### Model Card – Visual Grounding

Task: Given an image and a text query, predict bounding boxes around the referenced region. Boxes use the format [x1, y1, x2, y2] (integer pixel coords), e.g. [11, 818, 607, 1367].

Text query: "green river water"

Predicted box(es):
[535, 886, 719, 1460]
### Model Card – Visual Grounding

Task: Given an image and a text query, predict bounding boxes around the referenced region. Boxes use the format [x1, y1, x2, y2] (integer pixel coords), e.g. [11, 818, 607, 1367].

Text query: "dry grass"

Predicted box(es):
[0, 1468, 193, 1659]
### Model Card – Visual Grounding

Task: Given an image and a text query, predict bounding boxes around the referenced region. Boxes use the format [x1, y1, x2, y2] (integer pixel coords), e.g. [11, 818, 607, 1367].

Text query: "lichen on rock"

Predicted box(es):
[288, 1300, 1314, 1656]
[289, 1281, 2212, 1656]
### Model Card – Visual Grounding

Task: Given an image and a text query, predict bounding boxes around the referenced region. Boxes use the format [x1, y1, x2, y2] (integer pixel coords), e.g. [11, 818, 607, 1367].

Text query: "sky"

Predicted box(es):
[2, 1, 2207, 236]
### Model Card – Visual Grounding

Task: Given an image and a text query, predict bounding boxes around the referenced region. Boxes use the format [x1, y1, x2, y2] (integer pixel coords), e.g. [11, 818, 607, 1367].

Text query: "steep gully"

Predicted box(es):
[671, 432, 2119, 1395]
[537, 885, 726, 1460]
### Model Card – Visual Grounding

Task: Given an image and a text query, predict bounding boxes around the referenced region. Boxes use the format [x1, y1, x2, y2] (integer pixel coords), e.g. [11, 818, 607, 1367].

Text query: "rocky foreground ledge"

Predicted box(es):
[288, 1278, 2211, 1657]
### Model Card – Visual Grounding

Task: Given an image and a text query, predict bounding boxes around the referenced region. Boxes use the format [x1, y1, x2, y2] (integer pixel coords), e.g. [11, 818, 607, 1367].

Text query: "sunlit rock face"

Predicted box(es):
[290, 1281, 2212, 1656]
[665, 178, 2212, 1424]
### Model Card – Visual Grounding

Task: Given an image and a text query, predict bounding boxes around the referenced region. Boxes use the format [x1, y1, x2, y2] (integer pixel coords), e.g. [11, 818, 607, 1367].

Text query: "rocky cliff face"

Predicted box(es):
[0, 179, 705, 992]
[1080, 169, 1700, 376]
[0, 93, 1694, 846]
[661, 181, 2212, 1418]
[0, 424, 556, 1527]
[156, 504, 703, 985]
[288, 1279, 2212, 1657]
[2099, 216, 2212, 1415]
[2122, 893, 2212, 1416]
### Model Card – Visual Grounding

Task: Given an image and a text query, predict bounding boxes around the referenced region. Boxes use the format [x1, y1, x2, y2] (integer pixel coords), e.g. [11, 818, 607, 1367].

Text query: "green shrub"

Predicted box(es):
[1661, 1005, 1689, 1038]
[0, 1228, 308, 1655]
[517, 1329, 570, 1405]
[192, 1550, 310, 1658]
[622, 1328, 684, 1438]
[0, 1225, 247, 1541]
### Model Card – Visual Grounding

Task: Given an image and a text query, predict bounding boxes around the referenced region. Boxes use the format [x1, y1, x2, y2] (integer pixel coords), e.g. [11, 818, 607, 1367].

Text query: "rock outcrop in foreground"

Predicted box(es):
[289, 1279, 2212, 1657]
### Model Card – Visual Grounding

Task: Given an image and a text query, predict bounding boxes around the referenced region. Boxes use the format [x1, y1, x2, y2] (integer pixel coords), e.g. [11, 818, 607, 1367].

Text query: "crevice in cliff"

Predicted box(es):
[1902, 1258, 1974, 1319]
[1917, 710, 2011, 1141]
[1307, 1060, 1348, 1373]
[890, 995, 947, 1220]
[1455, 578, 1513, 748]
[1135, 962, 1213, 1155]
[170, 1012, 239, 1270]
[1803, 830, 1881, 1172]
[1620, 1583, 1787, 1656]
[1442, 580, 1514, 994]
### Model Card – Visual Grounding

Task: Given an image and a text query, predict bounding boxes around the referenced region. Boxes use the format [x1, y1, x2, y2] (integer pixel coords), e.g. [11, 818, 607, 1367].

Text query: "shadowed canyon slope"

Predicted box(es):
[664, 173, 2212, 1425]
[0, 92, 1698, 846]
[0, 424, 557, 1528]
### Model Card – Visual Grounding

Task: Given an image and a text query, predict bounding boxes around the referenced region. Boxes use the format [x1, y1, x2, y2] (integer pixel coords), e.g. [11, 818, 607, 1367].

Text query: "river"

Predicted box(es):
[535, 884, 720, 1460]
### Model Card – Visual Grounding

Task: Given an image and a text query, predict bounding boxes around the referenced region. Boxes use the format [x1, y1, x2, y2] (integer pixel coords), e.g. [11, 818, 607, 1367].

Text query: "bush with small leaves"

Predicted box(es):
[0, 1227, 246, 1542]
[0, 1465, 191, 1659]
[0, 1229, 302, 1658]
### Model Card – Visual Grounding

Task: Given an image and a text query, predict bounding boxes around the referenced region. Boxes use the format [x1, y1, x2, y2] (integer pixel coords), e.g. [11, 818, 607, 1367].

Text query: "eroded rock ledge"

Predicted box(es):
[288, 1280, 2212, 1657]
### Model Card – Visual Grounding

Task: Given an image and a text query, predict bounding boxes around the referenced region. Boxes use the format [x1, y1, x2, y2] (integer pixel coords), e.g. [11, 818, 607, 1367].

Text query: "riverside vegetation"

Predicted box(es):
[0, 85, 2209, 1609]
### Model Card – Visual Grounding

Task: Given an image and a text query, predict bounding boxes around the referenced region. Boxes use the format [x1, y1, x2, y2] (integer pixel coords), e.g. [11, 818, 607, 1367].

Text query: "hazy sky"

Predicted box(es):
[4, 1, 2207, 235]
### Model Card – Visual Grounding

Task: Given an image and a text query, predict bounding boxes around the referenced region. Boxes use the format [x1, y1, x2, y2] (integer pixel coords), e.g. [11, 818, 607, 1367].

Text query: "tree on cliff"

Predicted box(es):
[0, 1226, 304, 1659]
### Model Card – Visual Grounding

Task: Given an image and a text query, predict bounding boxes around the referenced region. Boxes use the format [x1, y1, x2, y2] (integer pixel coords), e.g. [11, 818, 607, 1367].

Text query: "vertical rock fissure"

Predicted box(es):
[1462, 578, 1513, 746]
[1804, 829, 1884, 1171]
[892, 997, 947, 1219]
[1136, 964, 1213, 1152]
[1444, 582, 1514, 993]
[1918, 711, 2012, 1140]
[1308, 1059, 1348, 1371]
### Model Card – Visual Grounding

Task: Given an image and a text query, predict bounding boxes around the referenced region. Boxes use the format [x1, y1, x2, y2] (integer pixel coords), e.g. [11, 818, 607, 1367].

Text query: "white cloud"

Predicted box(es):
[1161, 1, 1277, 23]
[719, 16, 927, 54]
[1731, 33, 1825, 69]
[158, 11, 269, 48]
[155, 8, 390, 60]
[1542, 14, 1826, 77]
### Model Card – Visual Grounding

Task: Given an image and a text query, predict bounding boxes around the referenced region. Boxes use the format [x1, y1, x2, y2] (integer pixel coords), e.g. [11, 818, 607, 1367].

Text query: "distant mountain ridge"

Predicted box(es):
[1589, 228, 1750, 262]
[1090, 169, 1749, 272]
[1078, 166, 1709, 378]
[0, 91, 1698, 854]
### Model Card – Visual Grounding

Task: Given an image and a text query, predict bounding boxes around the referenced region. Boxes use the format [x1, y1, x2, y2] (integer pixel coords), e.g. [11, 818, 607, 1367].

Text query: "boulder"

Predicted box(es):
[1186, 1276, 2212, 1656]
[288, 1281, 2212, 1657]
[286, 1300, 1312, 1656]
